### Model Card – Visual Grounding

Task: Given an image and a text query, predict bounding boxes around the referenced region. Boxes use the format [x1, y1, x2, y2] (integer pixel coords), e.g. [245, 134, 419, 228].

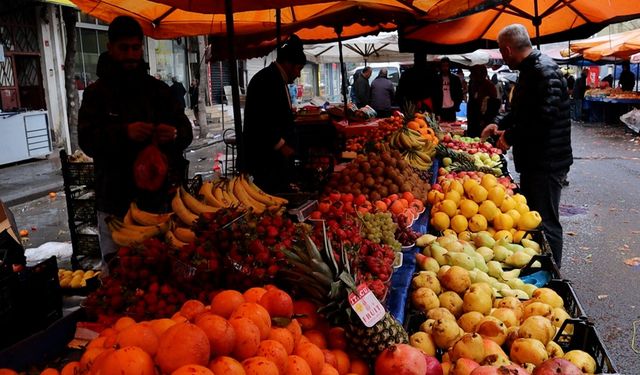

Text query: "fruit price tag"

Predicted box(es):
[348, 283, 385, 327]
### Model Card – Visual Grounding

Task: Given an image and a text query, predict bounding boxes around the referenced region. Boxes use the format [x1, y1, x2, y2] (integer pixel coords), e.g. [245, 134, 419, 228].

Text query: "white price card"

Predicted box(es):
[348, 283, 385, 327]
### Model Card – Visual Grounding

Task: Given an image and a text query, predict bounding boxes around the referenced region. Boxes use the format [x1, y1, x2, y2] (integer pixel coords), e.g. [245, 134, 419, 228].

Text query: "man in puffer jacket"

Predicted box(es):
[482, 24, 573, 268]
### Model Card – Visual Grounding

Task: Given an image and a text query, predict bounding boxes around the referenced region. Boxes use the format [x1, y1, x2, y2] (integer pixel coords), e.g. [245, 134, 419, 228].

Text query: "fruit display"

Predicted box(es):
[345, 115, 403, 153]
[360, 212, 401, 251]
[325, 150, 431, 204]
[441, 134, 502, 156]
[437, 143, 504, 176]
[58, 268, 100, 288]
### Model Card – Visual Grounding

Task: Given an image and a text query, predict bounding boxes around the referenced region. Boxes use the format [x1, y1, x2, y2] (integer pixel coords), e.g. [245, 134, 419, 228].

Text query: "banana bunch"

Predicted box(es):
[403, 149, 433, 170]
[107, 216, 170, 246]
[199, 175, 288, 215]
[126, 202, 172, 226]
[422, 141, 437, 159]
[389, 128, 426, 151]
[58, 269, 100, 288]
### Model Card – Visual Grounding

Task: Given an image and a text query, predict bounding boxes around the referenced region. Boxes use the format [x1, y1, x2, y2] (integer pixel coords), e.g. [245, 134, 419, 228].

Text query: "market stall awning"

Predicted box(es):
[304, 32, 413, 64]
[399, 0, 640, 54]
[578, 29, 640, 61]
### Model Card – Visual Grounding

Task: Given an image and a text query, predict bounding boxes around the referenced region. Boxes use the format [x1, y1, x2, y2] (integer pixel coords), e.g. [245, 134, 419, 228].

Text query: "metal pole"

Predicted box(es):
[225, 0, 244, 172]
[276, 8, 282, 51]
[336, 26, 348, 113]
[533, 0, 541, 50]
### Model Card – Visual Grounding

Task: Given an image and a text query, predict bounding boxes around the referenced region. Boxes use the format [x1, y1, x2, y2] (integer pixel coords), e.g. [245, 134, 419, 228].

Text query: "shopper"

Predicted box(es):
[78, 16, 193, 267]
[573, 68, 588, 122]
[242, 34, 306, 194]
[482, 24, 572, 268]
[457, 69, 468, 102]
[189, 79, 199, 124]
[467, 65, 499, 138]
[433, 57, 463, 122]
[396, 52, 438, 112]
[370, 68, 395, 118]
[619, 61, 636, 91]
[353, 66, 372, 107]
[170, 76, 187, 110]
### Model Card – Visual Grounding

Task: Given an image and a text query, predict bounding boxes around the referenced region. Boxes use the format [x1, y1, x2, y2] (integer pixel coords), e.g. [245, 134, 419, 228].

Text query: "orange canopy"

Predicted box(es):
[573, 29, 640, 61]
[400, 0, 640, 54]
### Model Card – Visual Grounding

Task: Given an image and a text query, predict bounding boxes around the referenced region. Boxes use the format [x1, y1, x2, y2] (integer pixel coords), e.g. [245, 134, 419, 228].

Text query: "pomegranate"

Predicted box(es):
[375, 344, 427, 375]
[424, 355, 444, 375]
[532, 358, 582, 375]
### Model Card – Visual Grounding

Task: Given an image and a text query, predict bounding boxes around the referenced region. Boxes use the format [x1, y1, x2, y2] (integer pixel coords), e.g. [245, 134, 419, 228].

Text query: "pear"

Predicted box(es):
[521, 238, 541, 252]
[510, 338, 549, 367]
[432, 318, 463, 349]
[492, 245, 513, 262]
[428, 307, 457, 322]
[431, 243, 449, 266]
[504, 251, 533, 268]
[491, 307, 519, 328]
[551, 307, 572, 333]
[518, 315, 556, 345]
[474, 232, 496, 248]
[461, 242, 477, 257]
[563, 350, 596, 373]
[445, 240, 464, 253]
[446, 252, 476, 270]
[438, 265, 451, 279]
[546, 341, 564, 358]
[476, 246, 494, 262]
[507, 278, 525, 290]
[474, 316, 508, 345]
[470, 252, 489, 273]
[463, 288, 492, 315]
[501, 268, 521, 281]
[440, 266, 471, 294]
[412, 271, 442, 293]
[531, 288, 564, 308]
[410, 332, 437, 356]
[504, 243, 525, 253]
[420, 318, 436, 334]
[512, 289, 530, 299]
[412, 287, 440, 312]
[458, 311, 485, 333]
[422, 245, 432, 257]
[450, 333, 486, 363]
[520, 283, 538, 298]
[523, 301, 554, 320]
[416, 233, 438, 247]
[416, 254, 440, 273]
[468, 269, 479, 283]
[487, 261, 504, 279]
[522, 247, 538, 256]
[439, 291, 464, 318]
[474, 269, 494, 285]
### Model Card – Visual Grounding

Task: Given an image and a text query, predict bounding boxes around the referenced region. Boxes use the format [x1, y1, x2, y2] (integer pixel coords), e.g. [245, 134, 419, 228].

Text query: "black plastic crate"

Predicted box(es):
[546, 279, 588, 320]
[60, 150, 95, 188]
[74, 233, 101, 258]
[0, 271, 20, 348]
[69, 198, 97, 225]
[554, 318, 617, 374]
[520, 254, 562, 280]
[186, 175, 203, 197]
[526, 229, 554, 258]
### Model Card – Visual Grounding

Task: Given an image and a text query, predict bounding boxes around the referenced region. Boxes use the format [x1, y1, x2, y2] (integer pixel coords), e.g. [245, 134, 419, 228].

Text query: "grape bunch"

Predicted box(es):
[360, 212, 401, 251]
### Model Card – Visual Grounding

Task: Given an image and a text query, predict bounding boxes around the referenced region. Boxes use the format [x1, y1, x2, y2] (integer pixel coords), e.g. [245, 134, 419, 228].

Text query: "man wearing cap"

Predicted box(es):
[242, 35, 307, 194]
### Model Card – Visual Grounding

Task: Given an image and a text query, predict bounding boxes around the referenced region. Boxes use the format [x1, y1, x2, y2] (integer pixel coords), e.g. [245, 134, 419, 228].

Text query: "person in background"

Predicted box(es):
[189, 79, 199, 124]
[353, 66, 372, 107]
[242, 35, 306, 194]
[601, 74, 613, 88]
[78, 16, 192, 269]
[170, 76, 187, 110]
[396, 52, 438, 112]
[370, 68, 395, 118]
[466, 65, 499, 138]
[481, 23, 572, 268]
[457, 69, 468, 102]
[565, 72, 575, 97]
[619, 61, 636, 91]
[572, 68, 588, 122]
[433, 57, 463, 122]
[288, 83, 298, 106]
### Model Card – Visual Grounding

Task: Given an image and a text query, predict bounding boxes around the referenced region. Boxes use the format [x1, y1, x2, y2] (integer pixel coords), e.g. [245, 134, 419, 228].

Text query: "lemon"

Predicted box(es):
[459, 199, 479, 219]
[478, 200, 499, 221]
[450, 215, 469, 234]
[468, 214, 488, 232]
[431, 212, 451, 231]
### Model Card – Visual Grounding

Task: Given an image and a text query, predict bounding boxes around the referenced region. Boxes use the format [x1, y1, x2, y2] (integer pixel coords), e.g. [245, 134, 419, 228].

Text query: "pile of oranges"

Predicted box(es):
[4, 286, 371, 375]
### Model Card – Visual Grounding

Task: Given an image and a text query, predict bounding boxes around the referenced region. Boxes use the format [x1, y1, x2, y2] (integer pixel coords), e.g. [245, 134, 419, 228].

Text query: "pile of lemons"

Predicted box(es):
[429, 174, 541, 241]
[58, 269, 100, 288]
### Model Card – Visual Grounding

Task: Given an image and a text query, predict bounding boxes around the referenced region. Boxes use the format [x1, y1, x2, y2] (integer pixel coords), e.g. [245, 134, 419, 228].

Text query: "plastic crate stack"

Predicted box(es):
[59, 150, 100, 269]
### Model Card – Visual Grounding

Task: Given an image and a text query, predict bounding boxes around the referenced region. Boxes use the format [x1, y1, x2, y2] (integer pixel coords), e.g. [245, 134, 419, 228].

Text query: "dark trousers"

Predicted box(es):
[519, 169, 568, 268]
[439, 107, 457, 122]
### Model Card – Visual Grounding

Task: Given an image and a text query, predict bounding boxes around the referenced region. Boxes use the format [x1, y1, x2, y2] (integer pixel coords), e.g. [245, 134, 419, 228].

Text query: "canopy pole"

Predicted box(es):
[336, 26, 348, 116]
[636, 63, 639, 92]
[225, 0, 244, 173]
[276, 8, 282, 51]
[533, 0, 541, 50]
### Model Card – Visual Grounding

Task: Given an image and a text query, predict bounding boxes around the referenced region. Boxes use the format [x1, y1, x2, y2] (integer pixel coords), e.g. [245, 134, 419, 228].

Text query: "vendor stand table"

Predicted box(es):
[583, 96, 640, 124]
[332, 118, 383, 137]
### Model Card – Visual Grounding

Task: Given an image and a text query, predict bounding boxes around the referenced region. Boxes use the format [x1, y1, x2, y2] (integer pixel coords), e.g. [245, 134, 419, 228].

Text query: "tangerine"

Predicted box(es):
[242, 356, 279, 375]
[230, 302, 272, 340]
[294, 343, 324, 375]
[285, 355, 313, 375]
[180, 300, 207, 321]
[171, 364, 214, 375]
[292, 301, 319, 330]
[196, 314, 236, 357]
[349, 358, 370, 375]
[155, 322, 210, 374]
[209, 356, 246, 375]
[113, 316, 136, 332]
[327, 327, 347, 351]
[211, 290, 246, 318]
[95, 347, 154, 375]
[115, 323, 159, 356]
[243, 287, 267, 303]
[331, 350, 350, 375]
[256, 340, 289, 375]
[268, 327, 295, 354]
[40, 369, 59, 375]
[259, 288, 294, 319]
[287, 319, 303, 346]
[304, 330, 327, 349]
[60, 362, 81, 375]
[229, 317, 261, 360]
[149, 318, 177, 337]
[320, 364, 339, 375]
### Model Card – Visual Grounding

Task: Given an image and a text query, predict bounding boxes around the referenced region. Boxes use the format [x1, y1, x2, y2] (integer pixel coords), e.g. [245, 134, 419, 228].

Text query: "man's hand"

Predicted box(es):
[155, 124, 178, 144]
[480, 123, 499, 140]
[280, 144, 295, 158]
[127, 122, 153, 141]
[496, 131, 510, 151]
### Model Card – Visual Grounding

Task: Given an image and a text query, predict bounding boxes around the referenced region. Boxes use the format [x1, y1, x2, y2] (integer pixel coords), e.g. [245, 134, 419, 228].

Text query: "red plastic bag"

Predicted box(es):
[133, 144, 168, 191]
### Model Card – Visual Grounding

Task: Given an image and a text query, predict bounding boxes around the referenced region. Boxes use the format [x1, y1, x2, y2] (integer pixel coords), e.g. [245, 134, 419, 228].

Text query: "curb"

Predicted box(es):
[6, 181, 64, 207]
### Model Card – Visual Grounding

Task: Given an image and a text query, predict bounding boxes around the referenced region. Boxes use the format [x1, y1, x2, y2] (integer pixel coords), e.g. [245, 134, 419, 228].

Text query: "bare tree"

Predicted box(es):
[62, 7, 79, 151]
[197, 35, 210, 138]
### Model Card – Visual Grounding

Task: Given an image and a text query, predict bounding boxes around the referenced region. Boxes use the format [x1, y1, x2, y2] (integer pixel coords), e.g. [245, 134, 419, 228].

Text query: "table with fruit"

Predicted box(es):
[1, 108, 612, 375]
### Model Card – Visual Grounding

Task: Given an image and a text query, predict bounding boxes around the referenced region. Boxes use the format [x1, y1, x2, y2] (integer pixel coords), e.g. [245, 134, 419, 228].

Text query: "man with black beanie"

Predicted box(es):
[242, 35, 307, 194]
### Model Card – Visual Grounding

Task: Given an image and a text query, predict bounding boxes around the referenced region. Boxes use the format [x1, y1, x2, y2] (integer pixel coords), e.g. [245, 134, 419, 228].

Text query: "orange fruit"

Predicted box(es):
[322, 350, 338, 368]
[294, 343, 324, 375]
[60, 362, 81, 375]
[229, 317, 261, 360]
[209, 356, 246, 375]
[171, 313, 189, 323]
[180, 300, 207, 321]
[292, 301, 319, 330]
[230, 303, 271, 340]
[86, 336, 107, 350]
[243, 287, 267, 303]
[0, 370, 17, 375]
[349, 358, 369, 375]
[171, 364, 214, 375]
[80, 347, 106, 369]
[286, 355, 313, 375]
[320, 364, 339, 375]
[94, 346, 154, 375]
[113, 316, 136, 332]
[211, 290, 246, 318]
[304, 330, 327, 349]
[115, 323, 159, 356]
[242, 356, 279, 375]
[196, 314, 236, 357]
[402, 191, 415, 202]
[327, 328, 346, 351]
[156, 322, 210, 374]
[259, 288, 294, 319]
[374, 201, 387, 212]
[287, 320, 303, 346]
[389, 200, 405, 216]
[149, 318, 177, 337]
[40, 369, 59, 375]
[331, 350, 350, 375]
[257, 340, 289, 375]
[268, 327, 295, 354]
[88, 349, 116, 375]
[99, 328, 117, 338]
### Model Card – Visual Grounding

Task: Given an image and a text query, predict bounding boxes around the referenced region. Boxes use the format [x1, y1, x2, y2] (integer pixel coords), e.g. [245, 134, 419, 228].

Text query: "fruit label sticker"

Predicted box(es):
[348, 283, 385, 327]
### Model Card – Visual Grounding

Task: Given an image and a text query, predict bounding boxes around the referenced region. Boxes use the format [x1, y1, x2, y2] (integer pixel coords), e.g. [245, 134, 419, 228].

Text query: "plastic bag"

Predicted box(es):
[620, 108, 640, 133]
[133, 144, 168, 191]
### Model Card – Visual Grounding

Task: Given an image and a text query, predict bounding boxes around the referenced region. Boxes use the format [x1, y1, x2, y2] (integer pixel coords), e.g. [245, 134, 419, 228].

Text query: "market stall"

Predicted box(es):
[583, 88, 640, 123]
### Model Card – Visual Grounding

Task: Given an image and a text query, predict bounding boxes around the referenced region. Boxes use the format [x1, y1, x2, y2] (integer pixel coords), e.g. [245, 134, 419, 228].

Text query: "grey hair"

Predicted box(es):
[497, 24, 532, 51]
[378, 68, 388, 78]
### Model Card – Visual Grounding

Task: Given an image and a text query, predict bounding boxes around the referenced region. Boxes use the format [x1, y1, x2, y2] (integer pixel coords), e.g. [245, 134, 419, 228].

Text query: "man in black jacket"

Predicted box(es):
[353, 66, 372, 108]
[483, 24, 573, 267]
[79, 16, 192, 264]
[433, 57, 463, 122]
[242, 35, 306, 194]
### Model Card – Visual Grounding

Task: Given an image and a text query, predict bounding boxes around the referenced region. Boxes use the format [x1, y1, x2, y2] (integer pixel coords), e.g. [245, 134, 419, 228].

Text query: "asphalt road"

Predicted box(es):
[8, 123, 640, 372]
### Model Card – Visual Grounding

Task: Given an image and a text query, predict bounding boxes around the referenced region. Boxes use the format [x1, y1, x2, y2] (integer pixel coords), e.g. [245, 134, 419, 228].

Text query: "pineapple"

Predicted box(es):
[280, 222, 408, 360]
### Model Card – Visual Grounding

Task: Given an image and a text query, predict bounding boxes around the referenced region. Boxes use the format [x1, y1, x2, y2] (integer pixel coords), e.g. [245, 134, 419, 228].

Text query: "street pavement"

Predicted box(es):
[2, 122, 640, 372]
